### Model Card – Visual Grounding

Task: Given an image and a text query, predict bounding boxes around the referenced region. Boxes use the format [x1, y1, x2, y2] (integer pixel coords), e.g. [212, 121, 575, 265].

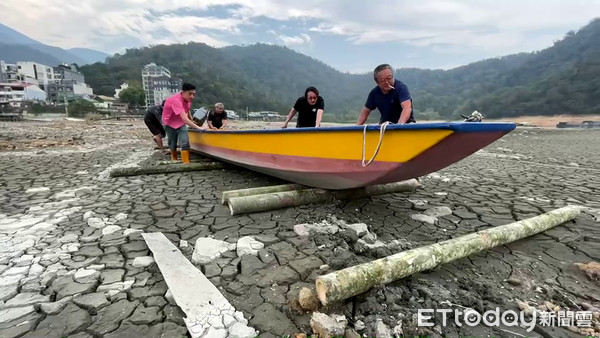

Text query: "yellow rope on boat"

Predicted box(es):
[361, 121, 391, 167]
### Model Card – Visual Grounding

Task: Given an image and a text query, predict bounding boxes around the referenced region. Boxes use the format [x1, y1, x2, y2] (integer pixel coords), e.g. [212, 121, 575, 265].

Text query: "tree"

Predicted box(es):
[119, 86, 145, 107]
[68, 99, 97, 117]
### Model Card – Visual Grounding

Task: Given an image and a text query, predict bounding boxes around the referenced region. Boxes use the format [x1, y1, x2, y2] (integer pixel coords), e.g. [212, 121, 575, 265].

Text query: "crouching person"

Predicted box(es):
[162, 83, 202, 163]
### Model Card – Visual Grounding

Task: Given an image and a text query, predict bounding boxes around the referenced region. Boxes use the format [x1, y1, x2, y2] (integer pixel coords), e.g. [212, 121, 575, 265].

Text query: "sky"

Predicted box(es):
[1, 0, 599, 73]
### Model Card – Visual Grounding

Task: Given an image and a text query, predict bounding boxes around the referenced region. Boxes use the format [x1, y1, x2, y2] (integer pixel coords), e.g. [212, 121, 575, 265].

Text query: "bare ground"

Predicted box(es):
[0, 118, 598, 337]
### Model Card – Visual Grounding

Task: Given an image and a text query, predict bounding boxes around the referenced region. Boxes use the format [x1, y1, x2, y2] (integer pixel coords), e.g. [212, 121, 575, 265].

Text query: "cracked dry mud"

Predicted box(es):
[1, 120, 599, 337]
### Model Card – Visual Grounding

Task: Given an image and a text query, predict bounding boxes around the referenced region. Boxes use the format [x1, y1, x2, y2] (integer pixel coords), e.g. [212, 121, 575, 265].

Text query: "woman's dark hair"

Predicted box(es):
[182, 83, 196, 91]
[304, 86, 319, 98]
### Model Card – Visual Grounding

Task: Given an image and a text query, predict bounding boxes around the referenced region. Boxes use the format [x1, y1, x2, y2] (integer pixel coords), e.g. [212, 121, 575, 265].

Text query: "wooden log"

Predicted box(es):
[314, 205, 584, 306]
[221, 184, 304, 205]
[227, 179, 420, 215]
[156, 160, 207, 165]
[109, 162, 225, 177]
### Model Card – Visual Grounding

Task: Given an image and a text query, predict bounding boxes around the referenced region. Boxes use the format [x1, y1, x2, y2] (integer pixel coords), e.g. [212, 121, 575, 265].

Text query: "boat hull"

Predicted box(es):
[189, 123, 515, 189]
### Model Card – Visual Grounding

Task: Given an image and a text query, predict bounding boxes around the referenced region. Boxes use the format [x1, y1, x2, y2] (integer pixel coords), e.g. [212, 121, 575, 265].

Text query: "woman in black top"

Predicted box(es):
[282, 87, 324, 128]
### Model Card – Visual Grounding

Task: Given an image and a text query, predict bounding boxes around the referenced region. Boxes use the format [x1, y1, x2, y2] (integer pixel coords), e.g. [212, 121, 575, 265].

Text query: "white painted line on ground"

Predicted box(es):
[142, 232, 257, 338]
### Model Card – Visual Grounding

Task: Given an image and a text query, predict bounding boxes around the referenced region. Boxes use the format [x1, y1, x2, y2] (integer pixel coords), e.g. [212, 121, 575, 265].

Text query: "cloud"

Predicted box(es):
[269, 31, 312, 46]
[0, 0, 598, 70]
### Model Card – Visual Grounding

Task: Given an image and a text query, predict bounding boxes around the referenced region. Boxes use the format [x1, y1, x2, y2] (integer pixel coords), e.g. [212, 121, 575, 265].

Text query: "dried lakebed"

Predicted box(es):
[0, 121, 599, 337]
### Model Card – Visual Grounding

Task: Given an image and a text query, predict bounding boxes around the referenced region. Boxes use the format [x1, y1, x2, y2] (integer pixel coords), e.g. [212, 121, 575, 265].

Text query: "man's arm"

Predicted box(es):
[181, 112, 202, 129]
[399, 100, 412, 124]
[282, 108, 296, 128]
[315, 109, 324, 127]
[221, 119, 228, 128]
[356, 107, 372, 125]
[207, 120, 216, 130]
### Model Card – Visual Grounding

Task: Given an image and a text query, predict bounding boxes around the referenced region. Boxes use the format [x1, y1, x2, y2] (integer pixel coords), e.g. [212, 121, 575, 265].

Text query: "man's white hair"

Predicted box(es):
[214, 102, 224, 108]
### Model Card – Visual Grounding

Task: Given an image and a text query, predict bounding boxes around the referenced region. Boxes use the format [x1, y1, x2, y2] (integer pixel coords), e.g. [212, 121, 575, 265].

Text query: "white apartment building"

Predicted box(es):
[0, 82, 47, 107]
[114, 82, 128, 99]
[16, 61, 55, 89]
[142, 63, 181, 108]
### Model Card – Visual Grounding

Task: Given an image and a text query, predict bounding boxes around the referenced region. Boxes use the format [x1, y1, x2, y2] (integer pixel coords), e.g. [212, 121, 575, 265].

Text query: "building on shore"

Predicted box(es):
[114, 83, 128, 99]
[0, 60, 93, 103]
[141, 63, 182, 108]
[0, 82, 47, 107]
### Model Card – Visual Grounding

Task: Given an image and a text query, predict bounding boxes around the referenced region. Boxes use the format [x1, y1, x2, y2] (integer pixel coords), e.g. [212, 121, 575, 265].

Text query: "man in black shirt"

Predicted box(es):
[282, 86, 324, 128]
[144, 100, 166, 150]
[207, 102, 228, 130]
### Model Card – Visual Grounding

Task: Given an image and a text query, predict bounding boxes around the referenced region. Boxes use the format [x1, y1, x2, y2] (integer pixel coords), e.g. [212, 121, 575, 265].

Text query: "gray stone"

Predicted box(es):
[58, 281, 97, 299]
[132, 271, 152, 287]
[3, 265, 30, 276]
[73, 293, 110, 313]
[293, 224, 310, 237]
[106, 321, 187, 338]
[39, 296, 73, 315]
[48, 276, 97, 300]
[250, 303, 297, 336]
[258, 249, 277, 265]
[132, 256, 155, 268]
[0, 311, 40, 338]
[410, 213, 438, 225]
[77, 245, 103, 258]
[97, 280, 134, 292]
[102, 225, 122, 235]
[4, 292, 51, 307]
[87, 217, 106, 228]
[258, 266, 299, 287]
[203, 263, 222, 278]
[87, 300, 140, 335]
[229, 322, 258, 338]
[144, 296, 167, 308]
[221, 266, 238, 280]
[163, 304, 185, 325]
[12, 254, 34, 266]
[62, 257, 100, 270]
[29, 303, 91, 337]
[361, 232, 377, 244]
[345, 223, 369, 237]
[191, 238, 234, 264]
[0, 285, 17, 302]
[128, 305, 162, 325]
[254, 235, 279, 245]
[59, 233, 79, 243]
[375, 318, 393, 338]
[100, 269, 125, 284]
[310, 312, 348, 338]
[74, 268, 100, 283]
[305, 222, 340, 235]
[0, 305, 36, 324]
[289, 256, 325, 279]
[240, 255, 266, 275]
[237, 236, 265, 257]
[121, 241, 148, 253]
[423, 206, 453, 217]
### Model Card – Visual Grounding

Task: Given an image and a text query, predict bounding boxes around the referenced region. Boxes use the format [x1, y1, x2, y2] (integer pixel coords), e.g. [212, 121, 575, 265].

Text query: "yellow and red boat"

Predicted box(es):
[189, 122, 515, 190]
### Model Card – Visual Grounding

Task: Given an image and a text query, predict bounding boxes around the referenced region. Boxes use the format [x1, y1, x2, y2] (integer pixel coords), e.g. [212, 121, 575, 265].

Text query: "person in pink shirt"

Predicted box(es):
[162, 83, 202, 163]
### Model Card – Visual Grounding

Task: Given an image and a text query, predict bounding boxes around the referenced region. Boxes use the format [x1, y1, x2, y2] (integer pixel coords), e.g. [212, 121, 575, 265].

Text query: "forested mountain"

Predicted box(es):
[80, 18, 599, 121]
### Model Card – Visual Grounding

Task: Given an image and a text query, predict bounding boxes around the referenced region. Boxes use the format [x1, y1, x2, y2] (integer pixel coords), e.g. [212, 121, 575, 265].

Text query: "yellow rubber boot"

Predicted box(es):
[170, 150, 178, 161]
[181, 150, 190, 164]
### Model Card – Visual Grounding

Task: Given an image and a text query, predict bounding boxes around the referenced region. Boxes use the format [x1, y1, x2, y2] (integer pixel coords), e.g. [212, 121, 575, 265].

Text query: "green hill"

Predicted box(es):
[80, 18, 600, 121]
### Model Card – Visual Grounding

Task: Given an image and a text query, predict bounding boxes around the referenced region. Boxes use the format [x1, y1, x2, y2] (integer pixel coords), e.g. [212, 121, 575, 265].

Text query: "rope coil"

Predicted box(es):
[361, 121, 391, 167]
